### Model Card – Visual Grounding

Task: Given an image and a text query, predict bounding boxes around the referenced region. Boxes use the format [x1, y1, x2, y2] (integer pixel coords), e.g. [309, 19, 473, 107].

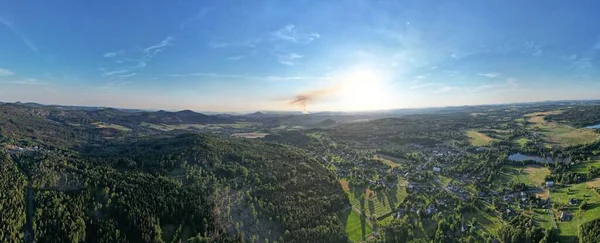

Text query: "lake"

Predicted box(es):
[585, 124, 600, 129]
[508, 153, 562, 164]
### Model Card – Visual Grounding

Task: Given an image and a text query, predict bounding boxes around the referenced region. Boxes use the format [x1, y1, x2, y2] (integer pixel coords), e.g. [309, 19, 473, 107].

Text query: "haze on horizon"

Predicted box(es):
[1, 0, 600, 112]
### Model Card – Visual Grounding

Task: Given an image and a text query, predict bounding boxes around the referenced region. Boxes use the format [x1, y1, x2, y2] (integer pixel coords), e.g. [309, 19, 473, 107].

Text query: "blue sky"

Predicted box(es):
[1, 0, 600, 112]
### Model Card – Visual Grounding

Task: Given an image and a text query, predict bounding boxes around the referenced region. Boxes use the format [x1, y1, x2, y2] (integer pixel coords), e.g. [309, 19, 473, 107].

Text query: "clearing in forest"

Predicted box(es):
[550, 182, 600, 241]
[92, 122, 131, 131]
[337, 209, 373, 243]
[495, 165, 550, 188]
[466, 130, 494, 146]
[524, 111, 599, 146]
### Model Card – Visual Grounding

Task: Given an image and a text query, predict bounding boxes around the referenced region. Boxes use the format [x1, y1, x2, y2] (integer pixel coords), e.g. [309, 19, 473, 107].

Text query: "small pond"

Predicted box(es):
[585, 124, 600, 129]
[508, 153, 563, 164]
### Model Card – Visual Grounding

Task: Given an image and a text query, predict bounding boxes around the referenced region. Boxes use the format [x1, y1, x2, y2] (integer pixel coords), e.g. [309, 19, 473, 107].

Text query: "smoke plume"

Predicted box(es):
[289, 85, 340, 113]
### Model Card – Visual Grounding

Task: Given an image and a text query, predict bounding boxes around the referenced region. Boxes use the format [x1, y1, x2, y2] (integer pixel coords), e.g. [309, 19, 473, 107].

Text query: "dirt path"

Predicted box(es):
[548, 190, 558, 228]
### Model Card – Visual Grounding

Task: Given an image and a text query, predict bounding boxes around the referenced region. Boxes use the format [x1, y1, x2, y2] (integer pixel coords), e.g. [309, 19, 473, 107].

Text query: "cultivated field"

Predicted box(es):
[92, 122, 132, 131]
[524, 111, 599, 146]
[496, 165, 550, 188]
[466, 130, 495, 146]
[550, 183, 600, 242]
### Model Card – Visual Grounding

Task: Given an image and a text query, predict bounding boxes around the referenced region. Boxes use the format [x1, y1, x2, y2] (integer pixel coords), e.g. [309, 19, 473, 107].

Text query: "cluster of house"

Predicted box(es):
[447, 184, 470, 201]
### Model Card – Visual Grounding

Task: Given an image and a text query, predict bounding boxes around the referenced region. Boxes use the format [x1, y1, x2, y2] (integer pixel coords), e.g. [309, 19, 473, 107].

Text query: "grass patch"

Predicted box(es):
[337, 209, 372, 242]
[572, 159, 600, 173]
[513, 137, 531, 147]
[92, 122, 131, 131]
[467, 130, 495, 146]
[495, 165, 550, 188]
[525, 111, 599, 146]
[231, 132, 269, 138]
[551, 182, 600, 241]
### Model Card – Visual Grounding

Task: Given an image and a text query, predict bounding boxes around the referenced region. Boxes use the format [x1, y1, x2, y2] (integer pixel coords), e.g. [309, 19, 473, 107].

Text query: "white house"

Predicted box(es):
[433, 167, 441, 173]
[546, 181, 554, 187]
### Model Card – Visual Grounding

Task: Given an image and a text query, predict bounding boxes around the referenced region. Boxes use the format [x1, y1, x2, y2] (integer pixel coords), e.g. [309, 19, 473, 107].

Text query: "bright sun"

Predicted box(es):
[336, 67, 390, 111]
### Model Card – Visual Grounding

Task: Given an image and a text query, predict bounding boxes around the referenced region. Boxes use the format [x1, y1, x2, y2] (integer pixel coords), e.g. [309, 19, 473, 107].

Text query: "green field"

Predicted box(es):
[466, 130, 495, 146]
[141, 122, 256, 131]
[340, 178, 408, 228]
[525, 111, 599, 146]
[572, 159, 600, 173]
[462, 206, 503, 235]
[513, 137, 531, 147]
[93, 122, 132, 131]
[495, 165, 550, 188]
[550, 182, 600, 242]
[231, 132, 269, 138]
[337, 209, 372, 242]
[374, 154, 405, 168]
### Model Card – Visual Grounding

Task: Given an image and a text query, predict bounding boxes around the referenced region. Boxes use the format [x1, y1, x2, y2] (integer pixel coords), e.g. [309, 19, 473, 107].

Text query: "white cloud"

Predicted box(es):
[0, 68, 15, 76]
[169, 72, 329, 82]
[117, 73, 136, 78]
[409, 82, 438, 89]
[1, 78, 49, 86]
[102, 70, 130, 77]
[226, 50, 257, 61]
[276, 52, 303, 66]
[100, 36, 174, 77]
[271, 25, 320, 44]
[0, 15, 38, 53]
[478, 73, 499, 78]
[506, 78, 518, 85]
[103, 51, 124, 58]
[435, 86, 459, 93]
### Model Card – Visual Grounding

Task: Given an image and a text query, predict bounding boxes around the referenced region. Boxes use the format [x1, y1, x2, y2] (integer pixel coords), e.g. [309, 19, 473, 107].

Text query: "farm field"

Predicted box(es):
[550, 182, 600, 242]
[495, 165, 550, 188]
[513, 137, 530, 147]
[466, 130, 495, 146]
[572, 159, 600, 173]
[337, 209, 373, 242]
[92, 122, 131, 131]
[231, 132, 269, 138]
[339, 178, 408, 240]
[141, 122, 257, 131]
[524, 111, 599, 146]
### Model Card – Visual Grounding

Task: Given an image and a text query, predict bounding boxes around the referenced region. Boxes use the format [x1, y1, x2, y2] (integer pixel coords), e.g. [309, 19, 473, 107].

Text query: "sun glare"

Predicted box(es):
[336, 67, 390, 111]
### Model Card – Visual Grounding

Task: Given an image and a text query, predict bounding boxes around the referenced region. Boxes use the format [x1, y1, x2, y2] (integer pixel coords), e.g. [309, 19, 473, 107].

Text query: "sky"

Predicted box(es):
[1, 0, 600, 112]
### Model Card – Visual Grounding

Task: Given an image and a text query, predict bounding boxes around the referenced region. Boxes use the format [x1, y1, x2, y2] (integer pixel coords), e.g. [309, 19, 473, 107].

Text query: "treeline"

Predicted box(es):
[545, 105, 600, 127]
[580, 217, 600, 242]
[0, 153, 27, 242]
[90, 133, 349, 242]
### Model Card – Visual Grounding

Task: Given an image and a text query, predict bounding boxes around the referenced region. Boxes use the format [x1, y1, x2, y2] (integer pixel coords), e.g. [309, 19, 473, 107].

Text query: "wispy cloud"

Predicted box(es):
[103, 51, 124, 58]
[478, 72, 499, 78]
[0, 15, 38, 53]
[271, 25, 320, 44]
[179, 7, 213, 29]
[435, 86, 459, 93]
[117, 73, 136, 78]
[100, 36, 174, 78]
[226, 50, 257, 61]
[0, 78, 49, 86]
[0, 68, 15, 76]
[169, 72, 330, 82]
[101, 70, 130, 77]
[276, 52, 303, 66]
[409, 82, 439, 89]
